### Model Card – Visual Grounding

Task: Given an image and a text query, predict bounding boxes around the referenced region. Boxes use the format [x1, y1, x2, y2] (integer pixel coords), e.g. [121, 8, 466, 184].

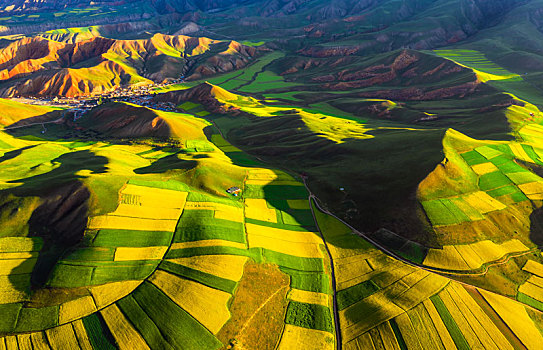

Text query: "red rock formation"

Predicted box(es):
[0, 34, 257, 97]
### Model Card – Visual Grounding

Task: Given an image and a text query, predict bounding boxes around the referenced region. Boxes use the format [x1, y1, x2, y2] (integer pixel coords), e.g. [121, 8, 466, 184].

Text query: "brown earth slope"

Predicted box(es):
[0, 33, 257, 97]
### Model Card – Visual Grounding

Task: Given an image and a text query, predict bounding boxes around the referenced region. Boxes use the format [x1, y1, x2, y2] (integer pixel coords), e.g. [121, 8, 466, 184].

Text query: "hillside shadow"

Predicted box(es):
[529, 207, 543, 247]
[7, 150, 107, 192]
[7, 150, 108, 289]
[226, 110, 443, 245]
[134, 153, 198, 174]
[0, 145, 36, 163]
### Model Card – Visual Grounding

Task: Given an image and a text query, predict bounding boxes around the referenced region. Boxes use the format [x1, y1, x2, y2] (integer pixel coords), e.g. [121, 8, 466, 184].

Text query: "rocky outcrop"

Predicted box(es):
[0, 34, 257, 97]
[278, 49, 477, 100]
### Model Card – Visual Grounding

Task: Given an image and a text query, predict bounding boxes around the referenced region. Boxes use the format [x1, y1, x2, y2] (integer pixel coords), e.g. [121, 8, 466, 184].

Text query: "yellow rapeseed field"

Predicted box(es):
[343, 333, 374, 350]
[527, 275, 543, 288]
[45, 324, 81, 349]
[522, 260, 543, 277]
[248, 233, 323, 258]
[509, 143, 533, 162]
[0, 252, 38, 260]
[72, 319, 94, 350]
[120, 185, 188, 208]
[166, 255, 248, 282]
[340, 291, 405, 342]
[277, 325, 334, 350]
[101, 304, 150, 350]
[334, 255, 374, 291]
[149, 270, 231, 334]
[16, 334, 32, 350]
[518, 280, 543, 302]
[376, 321, 402, 350]
[480, 289, 543, 349]
[463, 191, 506, 214]
[471, 162, 499, 175]
[89, 280, 142, 308]
[475, 146, 502, 159]
[248, 169, 292, 180]
[114, 246, 168, 261]
[327, 243, 378, 260]
[30, 331, 51, 350]
[88, 216, 178, 232]
[59, 296, 97, 324]
[111, 204, 182, 220]
[450, 198, 484, 221]
[169, 239, 246, 250]
[438, 288, 484, 348]
[0, 237, 41, 252]
[423, 246, 470, 270]
[500, 239, 530, 252]
[430, 239, 529, 270]
[448, 283, 513, 349]
[470, 240, 526, 263]
[245, 223, 321, 244]
[185, 201, 244, 223]
[288, 289, 330, 307]
[244, 199, 277, 223]
[421, 299, 457, 350]
[519, 182, 543, 199]
[393, 274, 448, 312]
[519, 124, 543, 144]
[214, 209, 244, 222]
[3, 335, 17, 349]
[400, 306, 444, 349]
[0, 258, 37, 275]
[454, 244, 485, 269]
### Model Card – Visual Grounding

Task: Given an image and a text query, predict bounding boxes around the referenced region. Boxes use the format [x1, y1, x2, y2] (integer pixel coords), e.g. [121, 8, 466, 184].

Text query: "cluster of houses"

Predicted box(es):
[13, 76, 186, 115]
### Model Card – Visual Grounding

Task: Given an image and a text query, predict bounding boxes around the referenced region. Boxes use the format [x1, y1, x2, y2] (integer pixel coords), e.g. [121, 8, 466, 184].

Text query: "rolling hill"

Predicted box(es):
[0, 0, 542, 349]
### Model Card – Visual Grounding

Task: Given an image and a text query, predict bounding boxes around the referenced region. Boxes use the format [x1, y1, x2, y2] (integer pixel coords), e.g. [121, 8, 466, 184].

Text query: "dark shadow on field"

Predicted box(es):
[227, 110, 444, 246]
[134, 153, 198, 174]
[520, 162, 543, 247]
[5, 109, 106, 143]
[203, 125, 263, 168]
[0, 145, 36, 163]
[529, 207, 543, 247]
[6, 150, 108, 290]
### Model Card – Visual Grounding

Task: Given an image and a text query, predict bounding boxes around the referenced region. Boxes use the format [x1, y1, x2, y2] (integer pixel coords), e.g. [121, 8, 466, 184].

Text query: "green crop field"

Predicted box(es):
[1, 1, 543, 347]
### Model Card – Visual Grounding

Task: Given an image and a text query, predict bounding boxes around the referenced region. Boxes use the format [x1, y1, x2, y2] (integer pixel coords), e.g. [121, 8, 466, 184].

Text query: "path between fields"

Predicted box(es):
[306, 179, 343, 350]
[3, 110, 70, 131]
[300, 179, 543, 313]
[203, 111, 540, 334]
[236, 285, 289, 338]
[3, 117, 65, 130]
[307, 189, 535, 276]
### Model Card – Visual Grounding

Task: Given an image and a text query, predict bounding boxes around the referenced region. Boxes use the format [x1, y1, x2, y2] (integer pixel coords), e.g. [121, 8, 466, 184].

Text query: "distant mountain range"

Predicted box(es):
[0, 34, 257, 97]
[0, 0, 245, 13]
[0, 0, 537, 53]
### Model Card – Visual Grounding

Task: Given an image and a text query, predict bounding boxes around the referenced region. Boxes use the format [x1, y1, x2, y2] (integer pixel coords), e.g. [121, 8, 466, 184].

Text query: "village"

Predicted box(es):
[10, 77, 183, 120]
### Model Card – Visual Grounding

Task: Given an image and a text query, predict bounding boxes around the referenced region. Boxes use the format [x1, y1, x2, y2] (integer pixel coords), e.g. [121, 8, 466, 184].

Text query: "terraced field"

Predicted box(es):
[1, 30, 543, 348]
[0, 100, 340, 349]
[433, 50, 521, 83]
[313, 197, 543, 349]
